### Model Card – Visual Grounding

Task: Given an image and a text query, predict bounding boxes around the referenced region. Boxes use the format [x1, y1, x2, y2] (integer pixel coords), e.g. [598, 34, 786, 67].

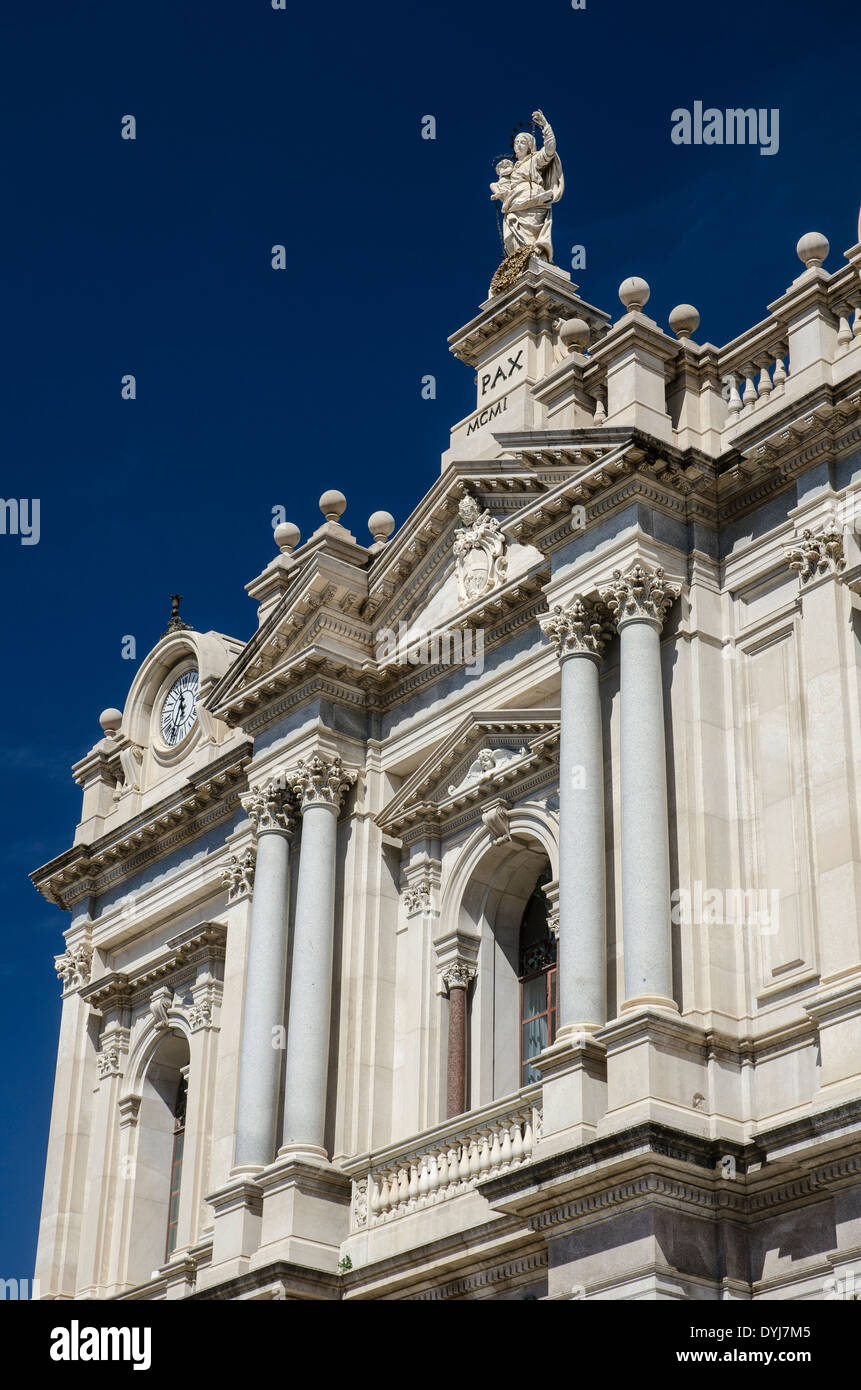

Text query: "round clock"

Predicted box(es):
[160, 669, 199, 746]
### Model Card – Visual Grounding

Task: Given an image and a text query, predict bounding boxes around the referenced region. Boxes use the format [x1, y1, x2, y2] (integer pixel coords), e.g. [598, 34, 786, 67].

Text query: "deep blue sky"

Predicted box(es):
[1, 0, 858, 1283]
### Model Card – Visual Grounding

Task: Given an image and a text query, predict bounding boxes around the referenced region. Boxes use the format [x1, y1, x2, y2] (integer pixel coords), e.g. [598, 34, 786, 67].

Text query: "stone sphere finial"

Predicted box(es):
[368, 511, 395, 544]
[273, 521, 300, 554]
[319, 489, 347, 523]
[796, 232, 829, 270]
[99, 708, 122, 738]
[558, 317, 590, 353]
[618, 276, 650, 313]
[668, 304, 700, 340]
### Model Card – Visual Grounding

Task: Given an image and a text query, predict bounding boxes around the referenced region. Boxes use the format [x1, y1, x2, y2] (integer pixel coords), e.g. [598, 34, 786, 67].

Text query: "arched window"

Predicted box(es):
[127, 1032, 190, 1286]
[165, 1070, 188, 1261]
[518, 867, 556, 1086]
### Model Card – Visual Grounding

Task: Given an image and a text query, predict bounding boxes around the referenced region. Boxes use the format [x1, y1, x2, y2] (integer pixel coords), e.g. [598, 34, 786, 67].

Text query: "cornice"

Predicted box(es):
[408, 1249, 547, 1301]
[32, 743, 252, 910]
[482, 1102, 861, 1229]
[81, 920, 227, 1014]
[447, 265, 608, 368]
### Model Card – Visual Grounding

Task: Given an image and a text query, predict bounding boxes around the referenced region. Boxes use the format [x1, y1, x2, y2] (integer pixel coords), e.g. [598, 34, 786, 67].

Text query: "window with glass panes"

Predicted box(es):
[165, 1073, 187, 1261]
[518, 866, 556, 1087]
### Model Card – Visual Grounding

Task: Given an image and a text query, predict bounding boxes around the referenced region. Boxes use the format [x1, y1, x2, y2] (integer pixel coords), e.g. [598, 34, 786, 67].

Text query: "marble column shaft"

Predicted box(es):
[443, 964, 474, 1118]
[282, 753, 357, 1158]
[602, 563, 679, 1007]
[233, 782, 295, 1171]
[541, 598, 609, 1031]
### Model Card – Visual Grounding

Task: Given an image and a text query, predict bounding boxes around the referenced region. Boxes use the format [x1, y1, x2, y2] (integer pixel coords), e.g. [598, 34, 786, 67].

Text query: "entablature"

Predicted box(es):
[32, 743, 251, 910]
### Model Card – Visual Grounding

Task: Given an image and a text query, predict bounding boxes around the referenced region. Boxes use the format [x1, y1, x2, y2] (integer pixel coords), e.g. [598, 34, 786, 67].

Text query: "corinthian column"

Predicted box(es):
[281, 752, 357, 1160]
[540, 597, 610, 1033]
[442, 962, 476, 1118]
[233, 781, 296, 1172]
[601, 563, 679, 1010]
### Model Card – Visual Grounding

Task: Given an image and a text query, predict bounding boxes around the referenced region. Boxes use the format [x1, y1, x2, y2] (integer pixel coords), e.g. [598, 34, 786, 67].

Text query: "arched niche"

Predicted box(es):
[453, 832, 554, 1107]
[127, 1030, 190, 1286]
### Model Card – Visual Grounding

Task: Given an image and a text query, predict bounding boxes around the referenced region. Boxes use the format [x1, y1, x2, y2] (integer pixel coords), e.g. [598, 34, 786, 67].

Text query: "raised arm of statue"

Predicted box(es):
[531, 110, 556, 168]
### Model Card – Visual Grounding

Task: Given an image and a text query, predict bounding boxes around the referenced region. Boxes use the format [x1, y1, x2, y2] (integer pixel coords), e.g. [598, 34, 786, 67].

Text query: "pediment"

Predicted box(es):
[206, 549, 374, 723]
[378, 709, 560, 835]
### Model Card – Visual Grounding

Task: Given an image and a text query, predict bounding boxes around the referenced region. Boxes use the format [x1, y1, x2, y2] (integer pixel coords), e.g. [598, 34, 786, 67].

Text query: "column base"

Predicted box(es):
[598, 1009, 716, 1138]
[277, 1141, 329, 1166]
[202, 1174, 264, 1286]
[535, 1030, 607, 1156]
[620, 994, 679, 1015]
[250, 1153, 351, 1274]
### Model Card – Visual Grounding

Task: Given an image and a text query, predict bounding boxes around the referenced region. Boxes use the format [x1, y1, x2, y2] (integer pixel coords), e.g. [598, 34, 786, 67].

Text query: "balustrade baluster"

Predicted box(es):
[773, 354, 787, 392]
[436, 1147, 448, 1191]
[511, 1120, 524, 1163]
[727, 373, 743, 419]
[477, 1133, 491, 1175]
[742, 365, 758, 409]
[522, 1116, 534, 1158]
[500, 1125, 513, 1167]
[467, 1138, 480, 1179]
[397, 1165, 410, 1208]
[458, 1141, 471, 1184]
[370, 1174, 382, 1217]
[417, 1155, 430, 1199]
[489, 1127, 503, 1174]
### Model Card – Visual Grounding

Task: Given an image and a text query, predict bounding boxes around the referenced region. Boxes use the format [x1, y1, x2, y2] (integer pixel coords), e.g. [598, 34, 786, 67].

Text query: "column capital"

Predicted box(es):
[601, 562, 679, 632]
[540, 596, 611, 661]
[240, 781, 296, 837]
[221, 847, 256, 902]
[784, 523, 846, 585]
[441, 960, 476, 994]
[286, 752, 357, 813]
[54, 942, 93, 993]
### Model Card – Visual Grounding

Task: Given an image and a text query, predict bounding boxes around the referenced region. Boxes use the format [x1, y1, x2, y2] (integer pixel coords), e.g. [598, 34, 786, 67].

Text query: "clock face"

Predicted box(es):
[160, 669, 199, 747]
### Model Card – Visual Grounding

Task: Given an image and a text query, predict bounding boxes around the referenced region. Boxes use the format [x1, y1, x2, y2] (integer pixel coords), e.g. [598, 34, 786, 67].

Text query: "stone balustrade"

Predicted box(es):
[348, 1088, 542, 1230]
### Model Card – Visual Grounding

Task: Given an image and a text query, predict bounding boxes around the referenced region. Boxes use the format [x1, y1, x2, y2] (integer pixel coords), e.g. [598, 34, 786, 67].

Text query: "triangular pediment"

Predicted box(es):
[206, 545, 375, 724]
[378, 708, 560, 835]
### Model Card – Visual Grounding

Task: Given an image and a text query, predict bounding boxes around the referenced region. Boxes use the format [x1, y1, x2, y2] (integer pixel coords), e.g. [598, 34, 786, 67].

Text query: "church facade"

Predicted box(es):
[33, 216, 861, 1300]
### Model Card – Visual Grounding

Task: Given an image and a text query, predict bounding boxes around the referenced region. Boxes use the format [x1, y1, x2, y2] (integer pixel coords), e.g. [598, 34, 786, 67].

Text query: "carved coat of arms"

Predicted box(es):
[454, 496, 508, 603]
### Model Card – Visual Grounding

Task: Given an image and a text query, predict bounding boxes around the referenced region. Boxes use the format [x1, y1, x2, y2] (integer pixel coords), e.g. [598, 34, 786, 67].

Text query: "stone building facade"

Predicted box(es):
[33, 223, 861, 1300]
